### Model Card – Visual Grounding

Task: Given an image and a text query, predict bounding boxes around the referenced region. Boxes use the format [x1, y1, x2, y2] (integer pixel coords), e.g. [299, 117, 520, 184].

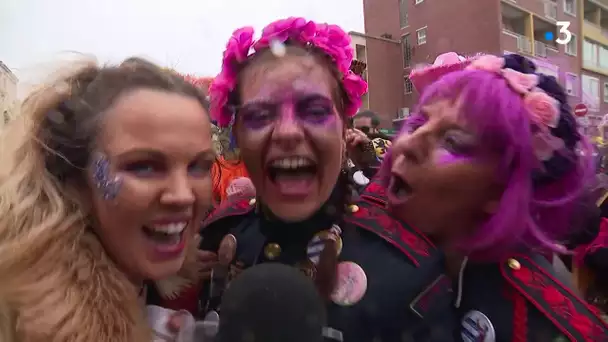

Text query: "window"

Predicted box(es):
[415, 0, 424, 4]
[583, 40, 598, 67]
[402, 34, 412, 67]
[399, 0, 408, 28]
[600, 46, 608, 69]
[565, 73, 579, 96]
[604, 83, 608, 103]
[416, 27, 427, 45]
[563, 0, 576, 16]
[582, 74, 600, 110]
[404, 77, 414, 94]
[566, 34, 577, 56]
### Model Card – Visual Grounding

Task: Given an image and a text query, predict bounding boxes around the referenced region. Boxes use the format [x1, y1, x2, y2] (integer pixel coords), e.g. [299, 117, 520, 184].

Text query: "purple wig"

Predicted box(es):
[380, 69, 594, 260]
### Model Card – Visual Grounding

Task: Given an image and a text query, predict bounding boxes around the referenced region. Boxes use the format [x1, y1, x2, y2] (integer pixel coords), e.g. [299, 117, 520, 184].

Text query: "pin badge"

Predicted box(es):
[307, 228, 342, 265]
[461, 310, 495, 342]
[218, 234, 237, 266]
[296, 259, 317, 280]
[331, 261, 367, 306]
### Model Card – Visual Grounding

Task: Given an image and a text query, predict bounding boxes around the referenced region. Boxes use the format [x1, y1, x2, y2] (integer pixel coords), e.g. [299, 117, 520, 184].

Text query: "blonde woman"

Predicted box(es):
[0, 58, 214, 341]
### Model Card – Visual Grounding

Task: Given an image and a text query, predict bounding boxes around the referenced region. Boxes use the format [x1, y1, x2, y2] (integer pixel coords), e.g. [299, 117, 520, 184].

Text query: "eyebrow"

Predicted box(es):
[115, 148, 216, 161]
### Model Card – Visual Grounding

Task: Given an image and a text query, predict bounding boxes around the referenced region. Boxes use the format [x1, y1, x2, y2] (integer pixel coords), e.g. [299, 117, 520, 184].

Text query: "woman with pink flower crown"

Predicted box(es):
[380, 52, 608, 340]
[147, 17, 458, 341]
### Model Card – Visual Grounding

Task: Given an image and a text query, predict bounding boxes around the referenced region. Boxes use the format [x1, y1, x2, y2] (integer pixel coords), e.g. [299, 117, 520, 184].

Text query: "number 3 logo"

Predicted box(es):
[556, 21, 572, 45]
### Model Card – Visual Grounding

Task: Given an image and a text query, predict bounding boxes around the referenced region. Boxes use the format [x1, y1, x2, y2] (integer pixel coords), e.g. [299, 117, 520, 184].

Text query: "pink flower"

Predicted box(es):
[254, 17, 308, 51]
[466, 55, 505, 73]
[208, 73, 235, 126]
[501, 68, 539, 95]
[343, 72, 368, 117]
[524, 90, 560, 128]
[532, 127, 565, 161]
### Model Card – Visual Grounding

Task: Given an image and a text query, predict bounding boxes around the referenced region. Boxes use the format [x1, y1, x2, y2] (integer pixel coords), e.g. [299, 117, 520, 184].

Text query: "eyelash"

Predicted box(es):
[124, 160, 213, 177]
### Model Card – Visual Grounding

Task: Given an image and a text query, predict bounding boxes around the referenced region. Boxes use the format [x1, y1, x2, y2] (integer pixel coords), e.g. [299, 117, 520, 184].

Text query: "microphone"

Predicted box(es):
[215, 263, 327, 342]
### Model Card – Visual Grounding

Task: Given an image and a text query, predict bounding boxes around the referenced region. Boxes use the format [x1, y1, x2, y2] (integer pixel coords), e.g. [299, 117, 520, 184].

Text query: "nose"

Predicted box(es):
[272, 111, 304, 150]
[392, 132, 425, 166]
[160, 171, 195, 207]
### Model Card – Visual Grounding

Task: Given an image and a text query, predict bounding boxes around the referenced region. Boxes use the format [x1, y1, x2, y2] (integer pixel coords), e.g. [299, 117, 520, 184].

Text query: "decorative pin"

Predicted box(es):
[307, 226, 343, 265]
[460, 310, 496, 342]
[264, 243, 281, 260]
[331, 262, 367, 306]
[218, 234, 237, 266]
[91, 154, 122, 200]
[296, 259, 317, 280]
[353, 170, 370, 186]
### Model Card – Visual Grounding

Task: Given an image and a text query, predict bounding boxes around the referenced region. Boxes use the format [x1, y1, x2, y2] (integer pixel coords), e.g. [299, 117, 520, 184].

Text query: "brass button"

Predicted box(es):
[248, 198, 257, 206]
[264, 243, 281, 260]
[349, 204, 359, 213]
[507, 258, 521, 270]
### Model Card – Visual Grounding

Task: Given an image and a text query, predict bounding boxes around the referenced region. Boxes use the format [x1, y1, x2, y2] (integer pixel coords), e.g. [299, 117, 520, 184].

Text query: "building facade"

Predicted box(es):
[364, 0, 586, 130]
[0, 61, 18, 125]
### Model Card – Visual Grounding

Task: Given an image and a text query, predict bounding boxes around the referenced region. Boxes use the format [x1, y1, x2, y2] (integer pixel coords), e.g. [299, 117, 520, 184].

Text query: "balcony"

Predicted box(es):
[502, 2, 533, 54]
[584, 0, 608, 45]
[533, 16, 559, 58]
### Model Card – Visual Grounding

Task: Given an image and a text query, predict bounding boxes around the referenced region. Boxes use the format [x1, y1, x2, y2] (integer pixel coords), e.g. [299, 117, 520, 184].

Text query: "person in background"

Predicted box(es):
[0, 58, 214, 341]
[382, 52, 608, 340]
[209, 126, 250, 205]
[155, 17, 457, 342]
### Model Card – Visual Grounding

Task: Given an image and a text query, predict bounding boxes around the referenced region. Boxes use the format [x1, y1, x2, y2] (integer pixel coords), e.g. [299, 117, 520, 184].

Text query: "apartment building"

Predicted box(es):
[363, 0, 583, 130]
[581, 0, 608, 137]
[0, 61, 18, 126]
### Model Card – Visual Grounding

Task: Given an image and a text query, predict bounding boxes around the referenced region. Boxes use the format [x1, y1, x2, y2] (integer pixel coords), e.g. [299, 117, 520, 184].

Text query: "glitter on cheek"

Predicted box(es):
[91, 153, 123, 201]
[436, 148, 471, 165]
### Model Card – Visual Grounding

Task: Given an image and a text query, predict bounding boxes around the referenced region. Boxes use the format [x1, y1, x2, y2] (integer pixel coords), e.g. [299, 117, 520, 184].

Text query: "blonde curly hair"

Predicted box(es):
[0, 57, 209, 342]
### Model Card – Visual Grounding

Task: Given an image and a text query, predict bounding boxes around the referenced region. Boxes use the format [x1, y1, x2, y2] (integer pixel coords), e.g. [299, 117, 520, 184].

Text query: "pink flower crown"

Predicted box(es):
[409, 52, 474, 92]
[208, 17, 368, 127]
[466, 55, 565, 162]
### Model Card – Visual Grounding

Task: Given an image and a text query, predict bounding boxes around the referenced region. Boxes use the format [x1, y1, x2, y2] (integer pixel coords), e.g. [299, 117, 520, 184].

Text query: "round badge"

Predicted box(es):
[461, 310, 496, 342]
[331, 262, 367, 306]
[307, 230, 343, 265]
[353, 170, 370, 186]
[218, 234, 237, 266]
[296, 259, 317, 280]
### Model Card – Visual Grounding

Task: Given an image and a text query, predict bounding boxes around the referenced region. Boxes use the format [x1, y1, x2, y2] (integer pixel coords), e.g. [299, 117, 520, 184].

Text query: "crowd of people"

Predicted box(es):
[0, 16, 607, 342]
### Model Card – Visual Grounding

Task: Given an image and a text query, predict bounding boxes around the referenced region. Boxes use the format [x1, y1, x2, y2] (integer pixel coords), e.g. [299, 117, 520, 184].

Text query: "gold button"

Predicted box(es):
[264, 243, 281, 260]
[507, 258, 521, 270]
[248, 198, 257, 206]
[349, 204, 359, 213]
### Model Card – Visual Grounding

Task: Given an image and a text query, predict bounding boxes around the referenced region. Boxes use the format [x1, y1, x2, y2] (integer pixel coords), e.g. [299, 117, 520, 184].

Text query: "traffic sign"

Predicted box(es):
[574, 103, 588, 117]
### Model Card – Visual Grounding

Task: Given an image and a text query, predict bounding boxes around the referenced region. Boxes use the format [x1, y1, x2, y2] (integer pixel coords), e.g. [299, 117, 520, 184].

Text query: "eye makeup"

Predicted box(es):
[239, 93, 336, 130]
[91, 153, 123, 200]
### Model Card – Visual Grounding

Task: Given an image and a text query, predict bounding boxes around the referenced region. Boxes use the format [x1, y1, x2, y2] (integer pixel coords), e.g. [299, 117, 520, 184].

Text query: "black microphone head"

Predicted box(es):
[217, 263, 326, 342]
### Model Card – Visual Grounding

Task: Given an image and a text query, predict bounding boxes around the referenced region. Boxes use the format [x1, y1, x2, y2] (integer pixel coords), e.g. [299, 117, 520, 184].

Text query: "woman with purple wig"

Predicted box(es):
[381, 52, 608, 340]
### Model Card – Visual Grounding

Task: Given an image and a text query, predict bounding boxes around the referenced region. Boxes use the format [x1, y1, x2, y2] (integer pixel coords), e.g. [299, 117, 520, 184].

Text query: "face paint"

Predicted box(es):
[91, 153, 123, 200]
[436, 149, 472, 165]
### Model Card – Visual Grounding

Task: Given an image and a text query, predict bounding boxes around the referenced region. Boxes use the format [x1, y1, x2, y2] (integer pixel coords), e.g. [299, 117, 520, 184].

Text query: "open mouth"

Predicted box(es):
[389, 174, 413, 202]
[143, 222, 188, 254]
[267, 156, 318, 197]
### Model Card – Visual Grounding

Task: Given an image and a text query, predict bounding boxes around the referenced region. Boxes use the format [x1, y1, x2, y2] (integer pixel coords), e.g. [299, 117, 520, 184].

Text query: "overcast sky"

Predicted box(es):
[0, 0, 364, 90]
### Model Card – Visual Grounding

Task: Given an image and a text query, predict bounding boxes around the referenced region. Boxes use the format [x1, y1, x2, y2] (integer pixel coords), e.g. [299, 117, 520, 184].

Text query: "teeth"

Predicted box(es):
[270, 157, 313, 169]
[149, 222, 187, 234]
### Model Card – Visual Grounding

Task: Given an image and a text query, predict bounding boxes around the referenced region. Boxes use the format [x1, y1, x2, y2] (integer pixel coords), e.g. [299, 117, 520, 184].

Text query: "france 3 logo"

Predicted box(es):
[544, 21, 572, 45]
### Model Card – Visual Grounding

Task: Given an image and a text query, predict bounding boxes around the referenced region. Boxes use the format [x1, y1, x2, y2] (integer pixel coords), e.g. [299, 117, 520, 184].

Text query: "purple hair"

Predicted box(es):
[380, 69, 594, 260]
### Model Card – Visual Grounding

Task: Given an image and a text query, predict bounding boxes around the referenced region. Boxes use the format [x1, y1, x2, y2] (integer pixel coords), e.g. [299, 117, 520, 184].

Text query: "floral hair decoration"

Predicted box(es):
[208, 17, 368, 127]
[409, 52, 473, 93]
[466, 55, 565, 163]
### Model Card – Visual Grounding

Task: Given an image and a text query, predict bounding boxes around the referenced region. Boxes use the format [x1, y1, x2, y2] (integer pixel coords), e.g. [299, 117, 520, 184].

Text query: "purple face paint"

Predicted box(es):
[240, 94, 336, 130]
[436, 148, 473, 165]
[91, 153, 123, 200]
